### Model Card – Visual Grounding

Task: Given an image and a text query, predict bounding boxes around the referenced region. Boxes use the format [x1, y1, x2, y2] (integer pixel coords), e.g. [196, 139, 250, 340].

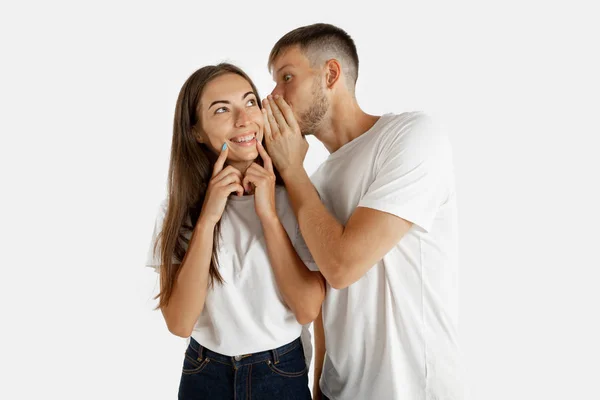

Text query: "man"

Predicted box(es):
[262, 23, 463, 399]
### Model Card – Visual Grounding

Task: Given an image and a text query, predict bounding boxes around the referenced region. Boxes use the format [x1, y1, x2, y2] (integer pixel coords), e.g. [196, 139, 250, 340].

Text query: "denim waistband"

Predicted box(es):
[188, 336, 302, 368]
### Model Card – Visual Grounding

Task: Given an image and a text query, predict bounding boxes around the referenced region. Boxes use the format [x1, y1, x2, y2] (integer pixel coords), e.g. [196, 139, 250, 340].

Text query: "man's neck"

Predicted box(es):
[314, 98, 380, 154]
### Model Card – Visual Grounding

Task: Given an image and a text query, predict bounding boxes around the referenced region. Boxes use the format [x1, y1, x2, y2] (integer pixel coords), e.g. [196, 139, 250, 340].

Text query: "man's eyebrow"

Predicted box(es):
[209, 92, 255, 109]
[274, 64, 293, 76]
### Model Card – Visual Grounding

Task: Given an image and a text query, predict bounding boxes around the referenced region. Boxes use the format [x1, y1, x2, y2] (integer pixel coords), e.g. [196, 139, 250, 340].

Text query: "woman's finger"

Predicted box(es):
[256, 141, 273, 173]
[224, 182, 244, 197]
[216, 172, 242, 188]
[242, 172, 261, 193]
[213, 166, 243, 184]
[212, 143, 229, 178]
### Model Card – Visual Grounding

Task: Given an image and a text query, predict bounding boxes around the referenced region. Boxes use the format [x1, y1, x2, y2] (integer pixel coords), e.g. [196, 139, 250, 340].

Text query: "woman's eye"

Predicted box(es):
[215, 107, 228, 114]
[283, 74, 292, 82]
[246, 98, 257, 107]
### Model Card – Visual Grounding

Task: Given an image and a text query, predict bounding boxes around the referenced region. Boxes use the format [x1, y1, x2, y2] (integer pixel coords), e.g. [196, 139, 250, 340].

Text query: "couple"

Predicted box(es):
[146, 23, 463, 400]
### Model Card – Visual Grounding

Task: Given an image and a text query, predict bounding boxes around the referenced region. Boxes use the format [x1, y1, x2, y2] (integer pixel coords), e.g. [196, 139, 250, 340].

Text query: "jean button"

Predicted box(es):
[234, 355, 242, 361]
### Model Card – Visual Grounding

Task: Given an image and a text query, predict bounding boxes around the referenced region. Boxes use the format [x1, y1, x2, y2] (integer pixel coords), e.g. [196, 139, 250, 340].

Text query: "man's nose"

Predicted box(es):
[270, 85, 284, 98]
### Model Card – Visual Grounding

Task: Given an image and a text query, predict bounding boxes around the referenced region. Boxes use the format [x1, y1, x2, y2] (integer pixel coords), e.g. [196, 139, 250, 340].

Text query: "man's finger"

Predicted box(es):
[264, 99, 282, 137]
[262, 108, 272, 142]
[274, 95, 301, 133]
[267, 96, 288, 134]
[212, 142, 229, 177]
[256, 141, 273, 173]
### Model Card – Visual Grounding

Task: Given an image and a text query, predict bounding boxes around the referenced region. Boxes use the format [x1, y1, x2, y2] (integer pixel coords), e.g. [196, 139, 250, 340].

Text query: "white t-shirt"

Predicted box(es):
[146, 186, 317, 363]
[312, 112, 463, 400]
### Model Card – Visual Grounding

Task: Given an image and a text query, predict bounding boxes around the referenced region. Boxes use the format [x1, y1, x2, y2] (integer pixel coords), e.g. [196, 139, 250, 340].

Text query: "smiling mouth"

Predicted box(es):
[230, 133, 257, 146]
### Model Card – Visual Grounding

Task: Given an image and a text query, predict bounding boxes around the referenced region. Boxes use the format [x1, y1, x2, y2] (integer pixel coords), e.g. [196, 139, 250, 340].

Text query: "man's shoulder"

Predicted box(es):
[380, 111, 444, 145]
[380, 111, 435, 131]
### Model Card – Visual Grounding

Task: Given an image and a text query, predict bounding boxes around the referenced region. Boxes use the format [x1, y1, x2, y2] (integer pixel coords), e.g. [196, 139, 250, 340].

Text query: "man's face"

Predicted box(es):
[270, 45, 328, 135]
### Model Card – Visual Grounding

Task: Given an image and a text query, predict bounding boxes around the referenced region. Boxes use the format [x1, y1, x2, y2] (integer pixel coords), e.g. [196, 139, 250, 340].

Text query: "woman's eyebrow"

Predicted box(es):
[208, 92, 255, 109]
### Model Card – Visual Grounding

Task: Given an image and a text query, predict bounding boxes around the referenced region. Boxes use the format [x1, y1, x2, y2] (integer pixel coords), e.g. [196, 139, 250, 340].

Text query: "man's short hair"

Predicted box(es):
[268, 23, 359, 91]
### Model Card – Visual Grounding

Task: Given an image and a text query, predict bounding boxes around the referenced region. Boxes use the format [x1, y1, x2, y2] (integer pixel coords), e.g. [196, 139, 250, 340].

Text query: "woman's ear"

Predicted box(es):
[192, 125, 205, 144]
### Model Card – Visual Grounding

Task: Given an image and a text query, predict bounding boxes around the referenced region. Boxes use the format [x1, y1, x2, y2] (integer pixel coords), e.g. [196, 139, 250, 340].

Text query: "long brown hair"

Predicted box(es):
[153, 63, 280, 308]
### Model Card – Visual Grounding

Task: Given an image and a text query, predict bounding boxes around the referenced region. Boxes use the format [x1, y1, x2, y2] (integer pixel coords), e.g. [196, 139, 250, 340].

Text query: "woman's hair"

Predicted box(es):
[153, 63, 282, 308]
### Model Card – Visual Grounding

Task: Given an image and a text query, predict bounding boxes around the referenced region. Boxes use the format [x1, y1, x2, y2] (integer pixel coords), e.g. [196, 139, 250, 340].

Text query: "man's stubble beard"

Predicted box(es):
[298, 77, 328, 136]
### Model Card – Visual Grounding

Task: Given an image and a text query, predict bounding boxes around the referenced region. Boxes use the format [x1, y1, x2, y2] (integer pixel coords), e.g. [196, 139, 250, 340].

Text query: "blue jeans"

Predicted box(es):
[178, 336, 311, 399]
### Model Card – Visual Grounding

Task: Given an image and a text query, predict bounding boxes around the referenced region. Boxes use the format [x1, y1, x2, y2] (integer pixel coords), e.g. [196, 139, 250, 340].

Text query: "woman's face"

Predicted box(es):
[197, 73, 263, 163]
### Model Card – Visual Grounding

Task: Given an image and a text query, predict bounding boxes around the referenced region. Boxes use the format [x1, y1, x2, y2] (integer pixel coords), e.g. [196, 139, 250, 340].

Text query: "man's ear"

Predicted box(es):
[325, 59, 342, 89]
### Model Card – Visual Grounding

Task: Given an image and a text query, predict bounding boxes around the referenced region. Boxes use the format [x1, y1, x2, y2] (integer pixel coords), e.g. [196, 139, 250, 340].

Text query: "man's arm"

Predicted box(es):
[262, 95, 414, 289]
[280, 167, 412, 289]
[312, 308, 326, 399]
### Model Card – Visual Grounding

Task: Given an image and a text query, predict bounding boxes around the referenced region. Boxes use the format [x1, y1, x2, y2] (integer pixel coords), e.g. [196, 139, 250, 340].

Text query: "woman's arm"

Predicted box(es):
[244, 142, 325, 324]
[161, 146, 244, 337]
[160, 217, 215, 337]
[261, 216, 326, 324]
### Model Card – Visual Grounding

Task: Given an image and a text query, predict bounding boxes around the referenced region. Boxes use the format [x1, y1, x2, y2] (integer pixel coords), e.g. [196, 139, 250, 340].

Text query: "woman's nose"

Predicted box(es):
[235, 108, 250, 127]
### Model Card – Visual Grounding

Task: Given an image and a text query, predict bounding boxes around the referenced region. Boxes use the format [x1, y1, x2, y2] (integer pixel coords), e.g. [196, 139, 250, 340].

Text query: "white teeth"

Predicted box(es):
[231, 134, 255, 143]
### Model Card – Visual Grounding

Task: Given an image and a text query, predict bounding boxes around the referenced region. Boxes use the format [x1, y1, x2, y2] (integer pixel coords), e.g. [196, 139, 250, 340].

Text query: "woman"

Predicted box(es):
[146, 63, 325, 399]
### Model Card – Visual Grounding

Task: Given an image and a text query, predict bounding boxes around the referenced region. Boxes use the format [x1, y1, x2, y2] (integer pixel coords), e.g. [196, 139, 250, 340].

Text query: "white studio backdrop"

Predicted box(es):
[1, 1, 599, 399]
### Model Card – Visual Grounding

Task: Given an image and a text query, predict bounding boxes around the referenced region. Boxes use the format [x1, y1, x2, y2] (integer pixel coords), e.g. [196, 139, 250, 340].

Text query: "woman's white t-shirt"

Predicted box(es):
[146, 186, 318, 360]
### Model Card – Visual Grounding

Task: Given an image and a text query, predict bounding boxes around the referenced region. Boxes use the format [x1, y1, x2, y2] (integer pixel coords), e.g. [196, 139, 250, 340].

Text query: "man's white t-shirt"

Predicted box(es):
[312, 112, 463, 400]
[146, 186, 317, 364]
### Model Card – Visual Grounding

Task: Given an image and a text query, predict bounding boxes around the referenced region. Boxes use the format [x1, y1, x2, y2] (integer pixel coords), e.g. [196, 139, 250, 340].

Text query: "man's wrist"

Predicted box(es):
[280, 164, 308, 183]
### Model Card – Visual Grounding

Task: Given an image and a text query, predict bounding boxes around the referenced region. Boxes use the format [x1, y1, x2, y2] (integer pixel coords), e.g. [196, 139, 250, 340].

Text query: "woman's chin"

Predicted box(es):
[229, 151, 258, 163]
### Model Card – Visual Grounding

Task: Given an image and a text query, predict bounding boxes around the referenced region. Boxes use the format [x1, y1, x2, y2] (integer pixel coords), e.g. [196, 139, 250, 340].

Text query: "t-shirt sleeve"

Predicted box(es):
[145, 200, 179, 273]
[293, 223, 320, 272]
[358, 113, 452, 232]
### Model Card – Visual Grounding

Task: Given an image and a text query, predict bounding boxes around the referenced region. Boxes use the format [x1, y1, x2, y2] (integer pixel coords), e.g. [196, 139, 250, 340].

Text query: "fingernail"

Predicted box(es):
[222, 143, 227, 151]
[274, 94, 280, 100]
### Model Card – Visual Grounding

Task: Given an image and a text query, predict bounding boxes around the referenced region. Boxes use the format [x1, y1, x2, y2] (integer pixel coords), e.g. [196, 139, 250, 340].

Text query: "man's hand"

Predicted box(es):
[262, 95, 308, 177]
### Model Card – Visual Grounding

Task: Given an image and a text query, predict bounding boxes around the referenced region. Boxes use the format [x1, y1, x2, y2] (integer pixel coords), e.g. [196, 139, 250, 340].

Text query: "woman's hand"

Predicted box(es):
[243, 141, 277, 223]
[200, 144, 244, 225]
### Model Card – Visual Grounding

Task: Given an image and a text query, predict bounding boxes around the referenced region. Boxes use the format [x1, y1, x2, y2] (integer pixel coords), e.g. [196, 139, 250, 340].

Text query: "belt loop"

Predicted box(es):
[197, 343, 204, 361]
[272, 348, 280, 365]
